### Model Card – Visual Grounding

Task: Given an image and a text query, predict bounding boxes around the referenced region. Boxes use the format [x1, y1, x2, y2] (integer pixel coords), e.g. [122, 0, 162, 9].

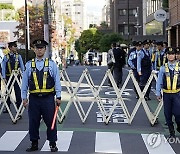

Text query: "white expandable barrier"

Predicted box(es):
[58, 68, 162, 126]
[105, 69, 162, 125]
[0, 70, 24, 124]
[58, 68, 107, 123]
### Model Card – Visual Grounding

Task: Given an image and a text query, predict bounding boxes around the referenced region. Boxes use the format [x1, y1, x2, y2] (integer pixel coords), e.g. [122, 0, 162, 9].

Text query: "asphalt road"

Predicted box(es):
[0, 65, 180, 154]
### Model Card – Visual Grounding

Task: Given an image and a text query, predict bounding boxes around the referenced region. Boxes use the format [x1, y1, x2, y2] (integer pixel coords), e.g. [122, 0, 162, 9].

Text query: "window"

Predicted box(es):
[119, 9, 126, 16]
[129, 9, 137, 16]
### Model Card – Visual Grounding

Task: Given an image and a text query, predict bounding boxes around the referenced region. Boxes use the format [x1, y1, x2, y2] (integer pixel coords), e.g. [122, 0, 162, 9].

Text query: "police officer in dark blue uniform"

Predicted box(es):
[2, 41, 24, 113]
[137, 40, 152, 100]
[21, 39, 61, 152]
[154, 41, 167, 71]
[156, 47, 180, 138]
[128, 41, 143, 98]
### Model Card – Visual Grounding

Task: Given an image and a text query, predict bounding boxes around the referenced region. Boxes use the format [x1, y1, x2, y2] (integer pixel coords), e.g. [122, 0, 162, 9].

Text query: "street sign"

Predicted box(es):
[154, 9, 167, 22]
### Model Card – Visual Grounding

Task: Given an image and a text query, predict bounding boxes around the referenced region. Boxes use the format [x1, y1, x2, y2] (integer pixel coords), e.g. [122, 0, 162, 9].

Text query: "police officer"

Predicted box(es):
[156, 47, 180, 138]
[137, 40, 152, 100]
[2, 41, 24, 113]
[21, 39, 61, 152]
[154, 41, 167, 71]
[128, 41, 142, 98]
[149, 40, 157, 70]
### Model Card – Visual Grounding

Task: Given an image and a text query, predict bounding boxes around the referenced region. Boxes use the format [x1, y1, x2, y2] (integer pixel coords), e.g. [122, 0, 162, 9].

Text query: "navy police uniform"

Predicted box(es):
[156, 47, 180, 138]
[2, 41, 24, 112]
[128, 41, 142, 98]
[137, 40, 152, 100]
[21, 40, 61, 152]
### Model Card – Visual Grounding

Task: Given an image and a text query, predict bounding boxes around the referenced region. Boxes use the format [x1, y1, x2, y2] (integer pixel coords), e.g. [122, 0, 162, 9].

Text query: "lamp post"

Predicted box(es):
[134, 6, 141, 35]
[25, 0, 28, 62]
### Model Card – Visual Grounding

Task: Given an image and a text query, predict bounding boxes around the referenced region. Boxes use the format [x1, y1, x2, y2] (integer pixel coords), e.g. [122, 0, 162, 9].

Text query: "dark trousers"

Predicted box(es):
[163, 92, 180, 127]
[133, 69, 140, 97]
[28, 94, 57, 142]
[113, 67, 123, 88]
[139, 70, 152, 98]
[6, 76, 22, 108]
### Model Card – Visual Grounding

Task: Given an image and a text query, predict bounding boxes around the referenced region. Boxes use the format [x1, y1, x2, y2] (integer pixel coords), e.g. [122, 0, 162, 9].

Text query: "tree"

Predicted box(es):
[78, 28, 103, 53]
[99, 21, 108, 29]
[14, 5, 44, 45]
[99, 33, 123, 52]
[0, 3, 14, 10]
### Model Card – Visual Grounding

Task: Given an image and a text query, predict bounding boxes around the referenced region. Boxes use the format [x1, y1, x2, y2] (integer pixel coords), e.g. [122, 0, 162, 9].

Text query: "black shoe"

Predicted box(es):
[168, 125, 175, 139]
[147, 97, 151, 100]
[26, 141, 38, 152]
[50, 142, 58, 152]
[145, 97, 151, 101]
[50, 145, 58, 152]
[3, 109, 8, 113]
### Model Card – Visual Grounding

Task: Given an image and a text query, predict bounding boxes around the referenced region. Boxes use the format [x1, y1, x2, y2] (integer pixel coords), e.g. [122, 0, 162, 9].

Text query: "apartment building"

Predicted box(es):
[109, 0, 143, 40]
[168, 0, 180, 47]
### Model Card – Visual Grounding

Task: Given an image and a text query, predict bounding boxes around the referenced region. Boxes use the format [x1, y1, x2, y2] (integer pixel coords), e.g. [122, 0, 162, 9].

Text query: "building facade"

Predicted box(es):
[168, 0, 180, 47]
[109, 0, 143, 40]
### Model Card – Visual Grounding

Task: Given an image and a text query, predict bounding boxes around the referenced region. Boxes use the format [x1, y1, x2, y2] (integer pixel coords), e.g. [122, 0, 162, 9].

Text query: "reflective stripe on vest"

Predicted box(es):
[6, 53, 19, 76]
[29, 58, 55, 93]
[163, 62, 179, 93]
[157, 52, 166, 69]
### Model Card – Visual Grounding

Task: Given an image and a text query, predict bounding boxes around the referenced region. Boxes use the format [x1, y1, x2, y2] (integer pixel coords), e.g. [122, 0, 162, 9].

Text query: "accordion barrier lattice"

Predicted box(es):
[0, 68, 162, 126]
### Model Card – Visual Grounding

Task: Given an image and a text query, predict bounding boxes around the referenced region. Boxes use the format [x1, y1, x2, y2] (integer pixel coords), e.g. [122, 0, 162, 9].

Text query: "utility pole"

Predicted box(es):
[44, 0, 51, 58]
[25, 0, 28, 62]
[127, 0, 130, 49]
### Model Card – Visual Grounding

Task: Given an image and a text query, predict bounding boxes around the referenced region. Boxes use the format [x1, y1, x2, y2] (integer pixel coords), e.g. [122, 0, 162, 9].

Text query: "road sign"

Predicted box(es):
[154, 9, 167, 22]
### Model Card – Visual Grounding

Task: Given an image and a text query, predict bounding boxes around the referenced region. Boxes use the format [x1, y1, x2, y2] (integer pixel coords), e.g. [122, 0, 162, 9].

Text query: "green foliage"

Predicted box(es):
[99, 33, 123, 52]
[78, 28, 103, 54]
[0, 3, 14, 10]
[100, 21, 108, 29]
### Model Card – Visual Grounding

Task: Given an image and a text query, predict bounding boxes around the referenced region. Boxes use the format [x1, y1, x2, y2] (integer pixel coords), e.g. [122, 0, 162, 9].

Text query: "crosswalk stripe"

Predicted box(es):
[0, 131, 28, 151]
[41, 131, 73, 151]
[95, 132, 122, 154]
[141, 134, 176, 154]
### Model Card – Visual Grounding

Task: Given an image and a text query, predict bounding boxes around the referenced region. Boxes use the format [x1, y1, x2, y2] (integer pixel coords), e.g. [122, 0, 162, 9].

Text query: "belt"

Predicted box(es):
[30, 92, 55, 97]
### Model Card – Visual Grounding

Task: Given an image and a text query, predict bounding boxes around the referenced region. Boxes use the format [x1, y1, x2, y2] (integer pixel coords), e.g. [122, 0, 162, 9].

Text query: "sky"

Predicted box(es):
[85, 0, 106, 14]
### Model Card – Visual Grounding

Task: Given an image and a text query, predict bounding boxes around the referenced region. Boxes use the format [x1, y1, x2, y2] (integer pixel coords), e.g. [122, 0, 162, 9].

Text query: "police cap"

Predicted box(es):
[135, 41, 142, 46]
[8, 41, 17, 48]
[143, 39, 151, 45]
[176, 47, 180, 54]
[156, 41, 163, 46]
[166, 47, 176, 54]
[33, 39, 48, 48]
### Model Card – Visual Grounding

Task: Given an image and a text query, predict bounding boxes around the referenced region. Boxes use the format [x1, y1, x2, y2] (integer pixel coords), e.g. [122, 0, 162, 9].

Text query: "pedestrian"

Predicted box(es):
[137, 40, 152, 100]
[113, 43, 126, 88]
[107, 43, 116, 86]
[156, 47, 180, 139]
[2, 41, 24, 113]
[21, 39, 61, 152]
[128, 41, 143, 98]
